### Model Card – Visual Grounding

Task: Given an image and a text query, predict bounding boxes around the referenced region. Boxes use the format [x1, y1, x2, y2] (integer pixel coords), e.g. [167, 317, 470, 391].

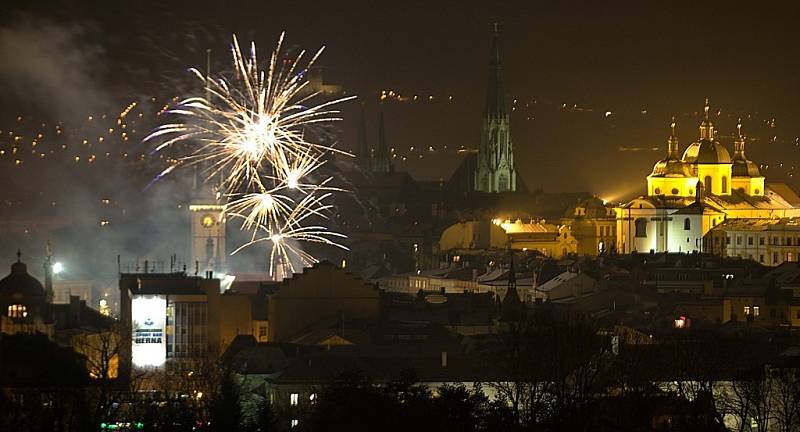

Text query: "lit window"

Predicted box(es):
[309, 393, 317, 402]
[290, 393, 299, 406]
[7, 304, 27, 318]
[753, 306, 760, 317]
[744, 306, 750, 316]
[291, 419, 299, 428]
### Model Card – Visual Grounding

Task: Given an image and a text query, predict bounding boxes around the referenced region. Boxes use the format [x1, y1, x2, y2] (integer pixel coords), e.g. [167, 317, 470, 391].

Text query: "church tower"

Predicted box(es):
[189, 173, 226, 273]
[356, 104, 371, 171]
[475, 23, 516, 193]
[372, 110, 392, 173]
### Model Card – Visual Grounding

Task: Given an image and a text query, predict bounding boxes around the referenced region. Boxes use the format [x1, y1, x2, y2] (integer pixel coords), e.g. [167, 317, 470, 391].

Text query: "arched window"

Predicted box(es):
[704, 175, 713, 194]
[684, 218, 691, 231]
[498, 174, 509, 191]
[671, 188, 679, 195]
[722, 176, 728, 193]
[754, 188, 760, 195]
[654, 187, 661, 195]
[635, 218, 648, 238]
[7, 304, 27, 318]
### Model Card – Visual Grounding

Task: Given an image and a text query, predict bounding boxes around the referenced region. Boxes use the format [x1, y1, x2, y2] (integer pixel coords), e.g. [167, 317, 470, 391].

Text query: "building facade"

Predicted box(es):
[707, 218, 800, 265]
[615, 100, 800, 254]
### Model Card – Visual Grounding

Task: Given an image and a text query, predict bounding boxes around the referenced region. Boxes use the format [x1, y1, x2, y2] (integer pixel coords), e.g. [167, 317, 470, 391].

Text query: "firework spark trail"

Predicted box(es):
[145, 33, 354, 278]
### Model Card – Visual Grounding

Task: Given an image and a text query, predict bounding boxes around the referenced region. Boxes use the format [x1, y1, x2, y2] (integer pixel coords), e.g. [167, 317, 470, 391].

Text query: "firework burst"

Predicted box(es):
[146, 33, 354, 278]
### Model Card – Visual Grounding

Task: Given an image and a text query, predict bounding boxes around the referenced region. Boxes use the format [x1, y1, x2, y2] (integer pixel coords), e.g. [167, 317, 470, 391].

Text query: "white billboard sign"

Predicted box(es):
[131, 295, 166, 367]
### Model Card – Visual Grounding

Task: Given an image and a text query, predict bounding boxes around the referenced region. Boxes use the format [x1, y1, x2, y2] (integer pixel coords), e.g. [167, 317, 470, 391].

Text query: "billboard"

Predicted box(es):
[131, 295, 166, 367]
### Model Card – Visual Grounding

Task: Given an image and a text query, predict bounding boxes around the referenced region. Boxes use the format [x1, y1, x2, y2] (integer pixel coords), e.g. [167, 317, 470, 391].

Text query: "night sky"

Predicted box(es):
[3, 0, 800, 194]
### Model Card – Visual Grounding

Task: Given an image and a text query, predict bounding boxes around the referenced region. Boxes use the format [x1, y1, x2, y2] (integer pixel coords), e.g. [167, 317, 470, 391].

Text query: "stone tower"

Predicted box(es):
[373, 110, 392, 173]
[475, 23, 516, 193]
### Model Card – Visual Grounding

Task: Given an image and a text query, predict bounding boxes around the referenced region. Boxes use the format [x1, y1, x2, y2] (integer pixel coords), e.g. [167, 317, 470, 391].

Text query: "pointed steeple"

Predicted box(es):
[356, 104, 371, 170]
[485, 22, 506, 118]
[667, 116, 680, 159]
[475, 22, 516, 193]
[501, 249, 523, 322]
[699, 98, 715, 140]
[373, 110, 391, 173]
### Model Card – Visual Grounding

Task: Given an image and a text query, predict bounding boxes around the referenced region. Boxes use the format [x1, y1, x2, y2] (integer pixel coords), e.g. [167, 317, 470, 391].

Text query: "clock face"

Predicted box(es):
[201, 214, 215, 228]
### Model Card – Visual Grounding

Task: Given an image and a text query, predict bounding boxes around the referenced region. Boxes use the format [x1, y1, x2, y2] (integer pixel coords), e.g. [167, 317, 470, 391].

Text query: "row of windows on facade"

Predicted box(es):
[743, 305, 800, 320]
[652, 176, 758, 196]
[719, 235, 800, 247]
[598, 225, 615, 237]
[7, 304, 27, 318]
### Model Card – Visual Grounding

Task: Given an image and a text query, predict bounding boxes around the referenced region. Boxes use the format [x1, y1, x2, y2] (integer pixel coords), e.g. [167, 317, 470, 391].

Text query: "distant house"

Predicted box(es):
[536, 271, 597, 302]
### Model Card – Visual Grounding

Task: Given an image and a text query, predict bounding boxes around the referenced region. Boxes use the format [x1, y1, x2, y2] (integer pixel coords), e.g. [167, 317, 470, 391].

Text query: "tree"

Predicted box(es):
[770, 366, 800, 432]
[209, 371, 243, 432]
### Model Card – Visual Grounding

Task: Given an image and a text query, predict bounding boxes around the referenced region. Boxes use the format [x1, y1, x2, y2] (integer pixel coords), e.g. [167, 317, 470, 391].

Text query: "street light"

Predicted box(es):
[52, 262, 63, 274]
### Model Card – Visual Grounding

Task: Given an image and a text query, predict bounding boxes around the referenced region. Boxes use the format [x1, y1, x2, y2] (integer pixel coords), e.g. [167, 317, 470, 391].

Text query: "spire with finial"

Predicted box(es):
[699, 98, 715, 140]
[667, 116, 680, 158]
[485, 22, 506, 118]
[734, 117, 746, 157]
[16, 249, 21, 263]
[501, 248, 523, 322]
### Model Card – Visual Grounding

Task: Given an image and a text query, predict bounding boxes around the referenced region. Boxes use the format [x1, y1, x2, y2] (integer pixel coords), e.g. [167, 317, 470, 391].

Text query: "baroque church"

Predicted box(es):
[615, 100, 800, 254]
[474, 24, 517, 193]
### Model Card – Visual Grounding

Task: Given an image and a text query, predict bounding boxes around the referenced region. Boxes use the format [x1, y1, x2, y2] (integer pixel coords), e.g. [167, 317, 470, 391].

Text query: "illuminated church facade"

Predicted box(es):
[615, 100, 800, 254]
[475, 24, 516, 193]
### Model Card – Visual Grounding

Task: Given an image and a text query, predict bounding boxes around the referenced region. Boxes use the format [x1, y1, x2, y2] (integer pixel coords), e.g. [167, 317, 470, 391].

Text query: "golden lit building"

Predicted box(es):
[615, 100, 800, 254]
[437, 219, 577, 259]
[561, 197, 617, 255]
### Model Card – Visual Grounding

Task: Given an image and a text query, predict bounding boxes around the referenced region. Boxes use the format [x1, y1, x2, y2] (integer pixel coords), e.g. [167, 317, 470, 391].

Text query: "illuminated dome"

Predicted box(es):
[650, 117, 693, 177]
[0, 260, 45, 298]
[651, 157, 693, 177]
[731, 119, 761, 177]
[682, 139, 732, 164]
[682, 99, 731, 164]
[731, 158, 761, 177]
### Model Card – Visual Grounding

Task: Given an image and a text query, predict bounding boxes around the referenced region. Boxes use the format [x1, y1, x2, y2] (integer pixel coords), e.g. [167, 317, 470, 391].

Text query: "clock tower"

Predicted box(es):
[189, 197, 226, 273]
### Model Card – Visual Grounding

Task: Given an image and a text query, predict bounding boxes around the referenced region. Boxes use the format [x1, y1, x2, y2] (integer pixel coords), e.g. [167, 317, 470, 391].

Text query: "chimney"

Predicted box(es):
[441, 351, 448, 368]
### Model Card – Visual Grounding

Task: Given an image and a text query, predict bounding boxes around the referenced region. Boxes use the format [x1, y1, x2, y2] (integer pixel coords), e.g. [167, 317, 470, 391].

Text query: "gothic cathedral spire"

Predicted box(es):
[373, 110, 392, 173]
[475, 22, 516, 193]
[356, 104, 371, 171]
